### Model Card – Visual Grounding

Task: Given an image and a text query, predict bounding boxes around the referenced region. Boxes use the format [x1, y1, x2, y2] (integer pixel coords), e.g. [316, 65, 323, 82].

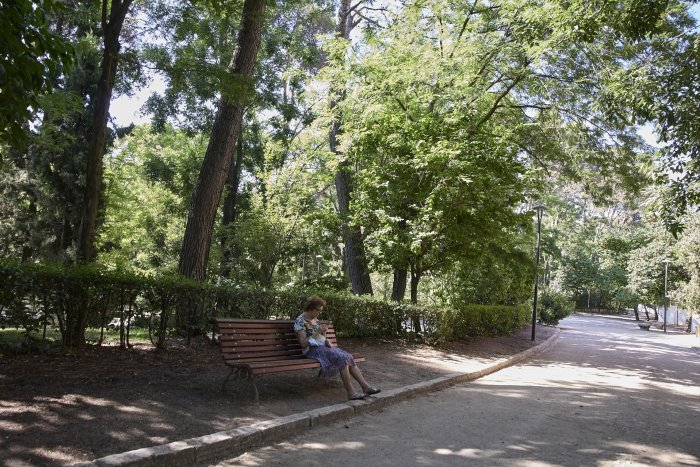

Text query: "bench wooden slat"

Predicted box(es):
[249, 362, 323, 375]
[220, 333, 298, 339]
[222, 336, 338, 345]
[223, 330, 296, 336]
[219, 329, 336, 335]
[224, 352, 365, 365]
[225, 347, 302, 360]
[221, 345, 302, 352]
[222, 349, 304, 359]
[247, 355, 365, 375]
[219, 336, 299, 345]
[216, 322, 294, 330]
[224, 355, 307, 363]
[215, 318, 295, 324]
[220, 340, 338, 352]
[217, 328, 293, 334]
[247, 358, 318, 368]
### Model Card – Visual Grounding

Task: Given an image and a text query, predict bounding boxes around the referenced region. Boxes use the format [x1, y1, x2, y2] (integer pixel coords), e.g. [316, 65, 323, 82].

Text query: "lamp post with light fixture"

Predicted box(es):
[663, 259, 670, 333]
[532, 205, 546, 341]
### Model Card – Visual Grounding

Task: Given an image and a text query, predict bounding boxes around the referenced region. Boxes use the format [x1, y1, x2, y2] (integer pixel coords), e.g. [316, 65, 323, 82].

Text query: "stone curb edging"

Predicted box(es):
[72, 328, 560, 467]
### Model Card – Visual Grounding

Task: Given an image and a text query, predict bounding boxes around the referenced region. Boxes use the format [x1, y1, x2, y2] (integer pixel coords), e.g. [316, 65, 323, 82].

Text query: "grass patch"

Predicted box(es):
[0, 326, 151, 353]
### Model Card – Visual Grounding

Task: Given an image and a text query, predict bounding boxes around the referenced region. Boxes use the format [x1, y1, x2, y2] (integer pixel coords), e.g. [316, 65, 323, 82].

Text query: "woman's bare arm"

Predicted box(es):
[296, 330, 309, 351]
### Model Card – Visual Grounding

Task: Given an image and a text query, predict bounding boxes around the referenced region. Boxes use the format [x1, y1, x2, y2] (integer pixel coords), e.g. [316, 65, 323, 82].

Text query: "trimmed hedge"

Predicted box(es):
[0, 261, 530, 349]
[436, 304, 531, 342]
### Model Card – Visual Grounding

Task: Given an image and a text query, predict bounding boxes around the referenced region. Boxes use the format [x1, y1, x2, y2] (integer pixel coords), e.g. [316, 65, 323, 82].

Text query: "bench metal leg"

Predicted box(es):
[250, 379, 259, 405]
[221, 367, 238, 392]
[222, 368, 260, 404]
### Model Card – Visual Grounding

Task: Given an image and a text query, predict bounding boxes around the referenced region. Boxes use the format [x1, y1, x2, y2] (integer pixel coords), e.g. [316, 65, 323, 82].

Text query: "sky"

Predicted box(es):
[111, 74, 165, 127]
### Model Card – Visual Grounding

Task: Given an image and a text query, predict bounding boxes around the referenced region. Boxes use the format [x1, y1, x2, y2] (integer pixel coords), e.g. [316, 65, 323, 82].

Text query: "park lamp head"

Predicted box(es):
[532, 205, 546, 220]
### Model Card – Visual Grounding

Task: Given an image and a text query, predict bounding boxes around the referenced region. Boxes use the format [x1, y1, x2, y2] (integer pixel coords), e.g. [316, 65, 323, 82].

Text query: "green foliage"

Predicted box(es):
[99, 125, 205, 273]
[0, 0, 74, 145]
[547, 188, 648, 311]
[597, 2, 699, 230]
[612, 286, 641, 313]
[674, 214, 700, 313]
[435, 304, 531, 343]
[537, 289, 574, 326]
[0, 5, 142, 264]
[626, 223, 676, 306]
[335, 0, 536, 297]
[141, 0, 243, 133]
[440, 244, 535, 307]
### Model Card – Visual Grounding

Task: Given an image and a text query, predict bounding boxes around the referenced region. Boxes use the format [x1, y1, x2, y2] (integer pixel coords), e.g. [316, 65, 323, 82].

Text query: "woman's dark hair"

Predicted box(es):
[304, 295, 326, 311]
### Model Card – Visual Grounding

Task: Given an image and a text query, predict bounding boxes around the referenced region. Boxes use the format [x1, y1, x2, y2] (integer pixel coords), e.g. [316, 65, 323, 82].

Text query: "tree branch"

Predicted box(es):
[449, 0, 479, 59]
[517, 143, 552, 177]
[469, 72, 526, 137]
[351, 10, 384, 29]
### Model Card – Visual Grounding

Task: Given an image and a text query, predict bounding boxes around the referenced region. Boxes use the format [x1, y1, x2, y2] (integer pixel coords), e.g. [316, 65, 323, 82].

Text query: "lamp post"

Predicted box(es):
[316, 255, 322, 274]
[532, 205, 546, 341]
[663, 259, 670, 333]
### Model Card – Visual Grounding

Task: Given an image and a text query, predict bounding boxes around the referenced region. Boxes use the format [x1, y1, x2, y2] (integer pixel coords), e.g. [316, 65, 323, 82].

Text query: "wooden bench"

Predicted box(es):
[212, 318, 365, 402]
[638, 321, 652, 330]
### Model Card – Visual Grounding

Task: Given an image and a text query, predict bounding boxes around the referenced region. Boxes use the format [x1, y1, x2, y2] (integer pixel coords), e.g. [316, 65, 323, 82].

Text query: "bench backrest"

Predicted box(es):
[213, 318, 337, 364]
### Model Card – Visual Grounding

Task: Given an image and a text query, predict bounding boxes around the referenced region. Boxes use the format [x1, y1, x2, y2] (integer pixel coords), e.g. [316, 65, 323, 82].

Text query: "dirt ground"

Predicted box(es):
[0, 324, 556, 466]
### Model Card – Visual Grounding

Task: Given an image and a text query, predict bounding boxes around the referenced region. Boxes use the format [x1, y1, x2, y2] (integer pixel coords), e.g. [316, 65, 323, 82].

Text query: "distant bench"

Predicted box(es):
[211, 318, 365, 402]
[638, 321, 652, 330]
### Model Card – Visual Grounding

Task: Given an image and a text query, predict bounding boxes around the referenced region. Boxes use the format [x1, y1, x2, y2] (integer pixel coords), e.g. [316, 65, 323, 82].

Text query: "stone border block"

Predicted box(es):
[94, 439, 199, 467]
[193, 425, 261, 465]
[308, 404, 354, 427]
[250, 412, 310, 440]
[427, 374, 459, 391]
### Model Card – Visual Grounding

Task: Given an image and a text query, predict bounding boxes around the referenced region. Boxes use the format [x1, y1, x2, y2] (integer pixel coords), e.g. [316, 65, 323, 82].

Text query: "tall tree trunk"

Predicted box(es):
[76, 0, 133, 264]
[390, 219, 408, 301]
[391, 267, 407, 336]
[179, 0, 266, 281]
[391, 268, 407, 301]
[21, 200, 36, 261]
[331, 0, 372, 295]
[334, 167, 373, 294]
[70, 0, 133, 352]
[410, 266, 422, 334]
[54, 212, 73, 255]
[220, 137, 245, 277]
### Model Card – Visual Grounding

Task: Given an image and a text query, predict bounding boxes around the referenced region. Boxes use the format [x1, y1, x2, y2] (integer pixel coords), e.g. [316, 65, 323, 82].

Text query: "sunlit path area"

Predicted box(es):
[216, 315, 700, 466]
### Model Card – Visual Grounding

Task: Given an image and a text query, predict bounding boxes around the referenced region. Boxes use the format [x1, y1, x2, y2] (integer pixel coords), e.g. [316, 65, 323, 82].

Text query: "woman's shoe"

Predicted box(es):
[348, 392, 367, 401]
[364, 386, 381, 395]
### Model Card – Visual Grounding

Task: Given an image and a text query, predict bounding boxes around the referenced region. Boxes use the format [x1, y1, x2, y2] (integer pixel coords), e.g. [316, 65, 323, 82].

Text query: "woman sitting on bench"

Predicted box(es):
[294, 295, 381, 401]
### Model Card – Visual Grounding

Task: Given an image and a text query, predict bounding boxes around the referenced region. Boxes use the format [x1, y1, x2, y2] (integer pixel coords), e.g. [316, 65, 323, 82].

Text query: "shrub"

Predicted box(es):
[538, 289, 574, 326]
[436, 304, 531, 343]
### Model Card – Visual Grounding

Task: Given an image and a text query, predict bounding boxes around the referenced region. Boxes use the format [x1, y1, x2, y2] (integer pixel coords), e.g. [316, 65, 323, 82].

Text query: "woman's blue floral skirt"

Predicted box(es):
[306, 346, 355, 377]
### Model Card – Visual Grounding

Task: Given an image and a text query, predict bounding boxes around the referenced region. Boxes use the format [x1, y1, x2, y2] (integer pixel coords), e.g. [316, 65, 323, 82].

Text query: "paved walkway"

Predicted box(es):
[215, 315, 700, 466]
